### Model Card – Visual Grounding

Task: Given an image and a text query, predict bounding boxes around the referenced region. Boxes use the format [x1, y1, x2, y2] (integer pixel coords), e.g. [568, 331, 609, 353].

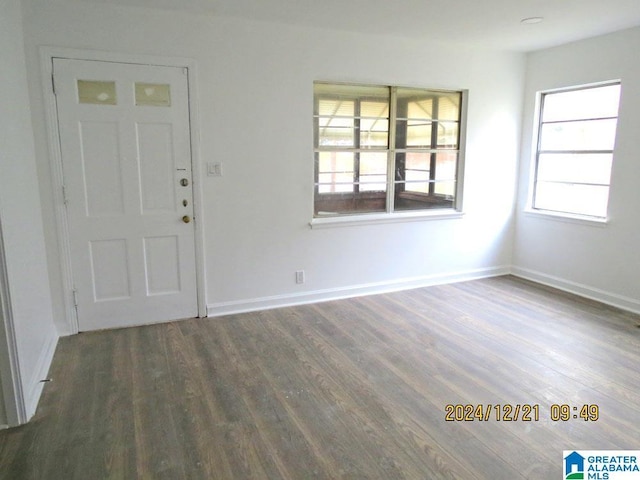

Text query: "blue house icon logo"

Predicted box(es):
[565, 451, 585, 479]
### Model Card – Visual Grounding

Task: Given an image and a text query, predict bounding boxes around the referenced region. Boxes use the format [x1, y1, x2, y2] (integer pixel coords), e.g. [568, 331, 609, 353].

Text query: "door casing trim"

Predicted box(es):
[0, 217, 28, 427]
[39, 47, 207, 334]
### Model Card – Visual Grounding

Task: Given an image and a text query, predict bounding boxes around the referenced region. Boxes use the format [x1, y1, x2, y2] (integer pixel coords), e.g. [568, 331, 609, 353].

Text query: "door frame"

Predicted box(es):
[39, 47, 207, 333]
[0, 217, 27, 427]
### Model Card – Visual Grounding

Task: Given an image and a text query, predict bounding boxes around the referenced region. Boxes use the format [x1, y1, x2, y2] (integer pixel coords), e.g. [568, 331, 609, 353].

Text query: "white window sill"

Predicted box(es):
[310, 210, 464, 229]
[522, 209, 609, 227]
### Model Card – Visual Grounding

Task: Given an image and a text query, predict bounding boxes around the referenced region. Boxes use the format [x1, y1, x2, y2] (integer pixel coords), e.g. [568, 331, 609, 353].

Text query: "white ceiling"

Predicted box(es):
[72, 0, 640, 52]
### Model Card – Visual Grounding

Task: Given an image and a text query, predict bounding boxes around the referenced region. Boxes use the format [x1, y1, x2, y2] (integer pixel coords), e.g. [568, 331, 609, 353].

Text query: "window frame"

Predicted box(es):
[529, 81, 621, 222]
[312, 82, 468, 226]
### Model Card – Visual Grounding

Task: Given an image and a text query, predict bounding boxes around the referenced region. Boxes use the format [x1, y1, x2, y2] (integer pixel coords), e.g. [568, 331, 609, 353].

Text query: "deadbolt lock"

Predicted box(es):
[180, 178, 189, 187]
[182, 215, 191, 223]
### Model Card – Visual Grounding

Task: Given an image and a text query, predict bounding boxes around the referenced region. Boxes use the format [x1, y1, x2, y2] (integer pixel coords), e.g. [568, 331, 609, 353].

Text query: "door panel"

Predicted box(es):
[137, 122, 177, 213]
[54, 58, 198, 331]
[143, 235, 181, 295]
[79, 121, 124, 217]
[90, 239, 131, 301]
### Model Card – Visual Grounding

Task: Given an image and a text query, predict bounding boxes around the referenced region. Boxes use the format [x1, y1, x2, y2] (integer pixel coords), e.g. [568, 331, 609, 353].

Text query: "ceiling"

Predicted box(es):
[71, 0, 640, 52]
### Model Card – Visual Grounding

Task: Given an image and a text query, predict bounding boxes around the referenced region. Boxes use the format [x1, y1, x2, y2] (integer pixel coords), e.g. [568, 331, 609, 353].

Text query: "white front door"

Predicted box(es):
[54, 58, 198, 331]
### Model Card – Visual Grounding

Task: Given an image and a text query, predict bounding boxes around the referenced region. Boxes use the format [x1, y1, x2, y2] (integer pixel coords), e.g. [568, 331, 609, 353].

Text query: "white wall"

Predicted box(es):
[23, 0, 525, 331]
[514, 27, 640, 313]
[0, 0, 58, 425]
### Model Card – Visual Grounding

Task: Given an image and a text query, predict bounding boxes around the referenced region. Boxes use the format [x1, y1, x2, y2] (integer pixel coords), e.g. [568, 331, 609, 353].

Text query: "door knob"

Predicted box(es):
[180, 178, 189, 187]
[182, 215, 191, 223]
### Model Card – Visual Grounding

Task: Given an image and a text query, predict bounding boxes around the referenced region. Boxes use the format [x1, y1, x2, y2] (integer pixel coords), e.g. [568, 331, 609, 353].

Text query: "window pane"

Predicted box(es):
[542, 84, 621, 122]
[533, 82, 620, 218]
[406, 97, 433, 119]
[394, 182, 455, 211]
[540, 119, 618, 151]
[434, 180, 456, 196]
[314, 83, 389, 101]
[436, 93, 462, 121]
[360, 101, 389, 118]
[400, 153, 430, 189]
[135, 83, 171, 107]
[316, 98, 354, 147]
[316, 152, 354, 193]
[359, 152, 387, 192]
[400, 180, 430, 194]
[360, 117, 389, 148]
[396, 120, 459, 149]
[314, 191, 386, 216]
[534, 182, 609, 217]
[399, 121, 432, 148]
[318, 173, 353, 193]
[397, 153, 457, 183]
[313, 82, 464, 218]
[317, 98, 354, 117]
[537, 153, 612, 185]
[315, 85, 390, 148]
[437, 122, 459, 149]
[405, 168, 429, 183]
[395, 180, 457, 197]
[434, 152, 458, 181]
[404, 152, 430, 172]
[317, 115, 354, 129]
[396, 88, 461, 149]
[317, 124, 355, 147]
[358, 175, 387, 192]
[318, 151, 354, 173]
[360, 100, 389, 147]
[77, 80, 117, 105]
[396, 89, 461, 121]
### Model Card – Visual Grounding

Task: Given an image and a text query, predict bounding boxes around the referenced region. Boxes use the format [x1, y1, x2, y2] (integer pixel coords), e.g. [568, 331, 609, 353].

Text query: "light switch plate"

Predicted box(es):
[207, 162, 223, 177]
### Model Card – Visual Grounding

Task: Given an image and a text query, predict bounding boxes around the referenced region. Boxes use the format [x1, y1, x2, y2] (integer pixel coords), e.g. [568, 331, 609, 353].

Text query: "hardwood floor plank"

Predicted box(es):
[1, 275, 639, 479]
[262, 308, 471, 479]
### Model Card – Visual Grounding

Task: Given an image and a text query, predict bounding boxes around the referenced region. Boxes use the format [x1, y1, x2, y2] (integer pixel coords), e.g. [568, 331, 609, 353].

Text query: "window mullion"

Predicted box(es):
[354, 99, 361, 194]
[387, 86, 397, 213]
[429, 94, 440, 196]
[313, 96, 320, 196]
[532, 92, 547, 212]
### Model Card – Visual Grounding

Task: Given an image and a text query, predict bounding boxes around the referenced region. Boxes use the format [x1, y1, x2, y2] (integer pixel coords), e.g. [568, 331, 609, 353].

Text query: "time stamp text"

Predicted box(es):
[444, 404, 600, 422]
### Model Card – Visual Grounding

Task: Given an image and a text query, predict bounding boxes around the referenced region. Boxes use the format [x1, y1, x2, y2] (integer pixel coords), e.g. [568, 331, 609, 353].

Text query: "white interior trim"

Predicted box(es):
[511, 266, 640, 315]
[208, 265, 510, 317]
[0, 218, 28, 427]
[22, 334, 57, 421]
[522, 209, 609, 227]
[39, 47, 207, 334]
[209, 264, 640, 320]
[39, 49, 77, 333]
[310, 210, 464, 229]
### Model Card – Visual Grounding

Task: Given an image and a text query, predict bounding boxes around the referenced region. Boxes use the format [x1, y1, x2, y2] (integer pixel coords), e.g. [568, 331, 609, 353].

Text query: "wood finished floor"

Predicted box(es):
[1, 275, 640, 479]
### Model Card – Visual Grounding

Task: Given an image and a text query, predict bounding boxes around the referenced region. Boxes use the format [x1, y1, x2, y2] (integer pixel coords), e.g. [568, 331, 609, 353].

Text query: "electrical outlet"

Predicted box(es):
[295, 270, 305, 284]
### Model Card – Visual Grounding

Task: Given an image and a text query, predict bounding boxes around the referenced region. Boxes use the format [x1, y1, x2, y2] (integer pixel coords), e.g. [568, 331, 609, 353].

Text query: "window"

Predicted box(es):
[532, 82, 621, 219]
[313, 82, 465, 218]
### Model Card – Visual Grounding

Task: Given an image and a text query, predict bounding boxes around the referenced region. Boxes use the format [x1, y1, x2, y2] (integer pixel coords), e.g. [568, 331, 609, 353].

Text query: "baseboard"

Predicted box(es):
[511, 266, 640, 315]
[24, 334, 58, 420]
[207, 265, 511, 317]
